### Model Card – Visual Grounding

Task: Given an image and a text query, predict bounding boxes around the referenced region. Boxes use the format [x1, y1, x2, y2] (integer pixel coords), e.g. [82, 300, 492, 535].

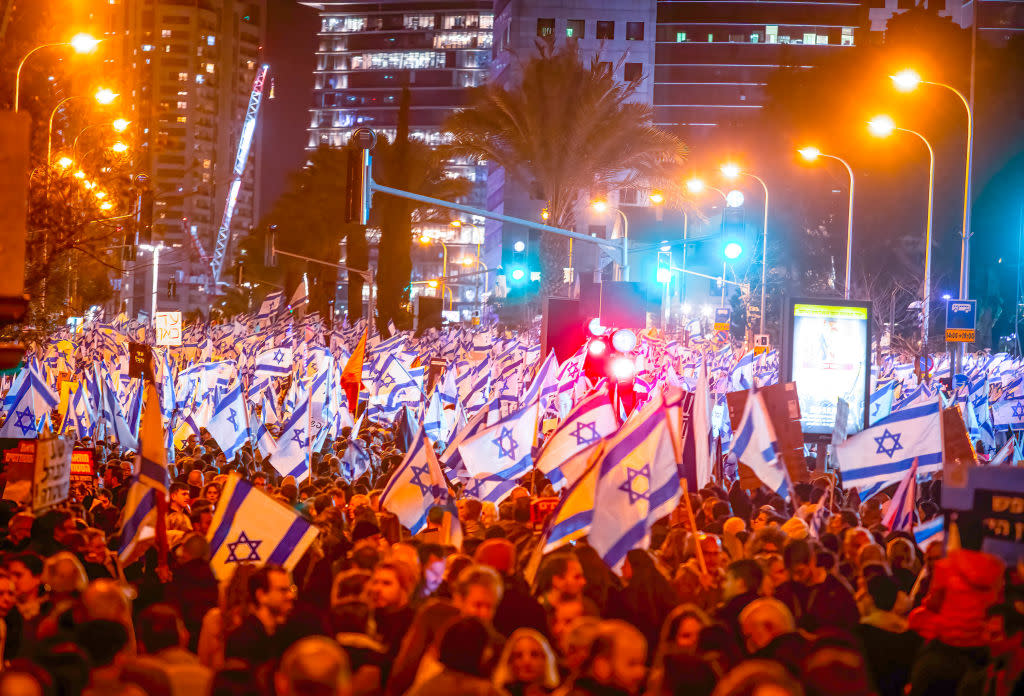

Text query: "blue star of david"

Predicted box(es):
[290, 427, 309, 449]
[409, 462, 434, 497]
[872, 401, 881, 417]
[1013, 402, 1024, 419]
[618, 464, 651, 505]
[874, 429, 903, 458]
[202, 387, 216, 403]
[380, 373, 395, 390]
[463, 476, 483, 499]
[226, 408, 239, 431]
[225, 531, 262, 563]
[273, 350, 284, 364]
[493, 426, 518, 461]
[572, 420, 601, 447]
[567, 363, 580, 380]
[12, 407, 35, 437]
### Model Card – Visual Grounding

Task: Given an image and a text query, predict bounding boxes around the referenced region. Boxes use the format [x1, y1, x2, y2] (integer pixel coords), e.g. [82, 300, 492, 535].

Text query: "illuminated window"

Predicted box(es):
[566, 19, 584, 38]
[841, 27, 854, 45]
[675, 31, 687, 42]
[803, 32, 816, 44]
[766, 25, 778, 43]
[195, 74, 204, 84]
[537, 18, 554, 37]
[177, 100, 187, 109]
[142, 44, 154, 51]
[205, 63, 215, 73]
[207, 35, 215, 46]
[203, 159, 211, 168]
[176, 116, 187, 123]
[161, 29, 171, 38]
[178, 72, 188, 81]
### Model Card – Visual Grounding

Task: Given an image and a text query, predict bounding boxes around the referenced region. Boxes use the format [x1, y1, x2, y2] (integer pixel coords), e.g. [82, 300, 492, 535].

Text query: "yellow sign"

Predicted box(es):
[945, 328, 976, 342]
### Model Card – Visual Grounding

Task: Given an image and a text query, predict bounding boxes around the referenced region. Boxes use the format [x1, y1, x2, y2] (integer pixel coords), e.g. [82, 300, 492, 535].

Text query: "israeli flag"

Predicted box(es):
[521, 349, 559, 408]
[992, 396, 1024, 431]
[0, 368, 58, 438]
[381, 428, 449, 534]
[882, 458, 918, 532]
[835, 397, 943, 499]
[536, 390, 617, 491]
[271, 390, 311, 482]
[728, 391, 787, 496]
[206, 382, 249, 460]
[207, 473, 319, 580]
[255, 347, 293, 377]
[457, 401, 539, 479]
[869, 381, 896, 425]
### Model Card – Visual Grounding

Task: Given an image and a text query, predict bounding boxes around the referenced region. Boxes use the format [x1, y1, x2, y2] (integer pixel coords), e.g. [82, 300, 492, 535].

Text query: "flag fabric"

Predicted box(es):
[870, 381, 896, 425]
[118, 380, 170, 562]
[457, 402, 538, 479]
[991, 435, 1015, 466]
[914, 515, 945, 549]
[535, 390, 616, 490]
[835, 398, 943, 499]
[256, 291, 284, 323]
[206, 473, 319, 580]
[692, 357, 714, 488]
[521, 350, 559, 407]
[206, 382, 249, 460]
[381, 428, 450, 534]
[270, 391, 312, 482]
[882, 458, 918, 532]
[340, 328, 368, 410]
[0, 368, 59, 438]
[728, 391, 787, 496]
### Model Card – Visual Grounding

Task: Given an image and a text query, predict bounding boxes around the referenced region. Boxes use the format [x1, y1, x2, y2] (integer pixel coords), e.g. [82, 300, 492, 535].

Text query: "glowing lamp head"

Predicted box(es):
[589, 338, 608, 357]
[110, 141, 128, 153]
[686, 177, 705, 194]
[513, 240, 526, 253]
[74, 170, 86, 179]
[725, 190, 745, 208]
[591, 199, 608, 213]
[510, 268, 525, 281]
[540, 208, 550, 221]
[449, 219, 462, 228]
[588, 317, 606, 336]
[868, 115, 896, 137]
[69, 33, 101, 54]
[609, 356, 635, 381]
[611, 329, 638, 353]
[427, 279, 439, 289]
[798, 147, 821, 161]
[418, 235, 431, 245]
[891, 69, 922, 92]
[649, 191, 664, 205]
[56, 156, 73, 169]
[94, 88, 118, 105]
[99, 201, 113, 211]
[724, 242, 743, 260]
[720, 163, 741, 179]
[112, 118, 130, 132]
[94, 190, 106, 200]
[460, 257, 474, 266]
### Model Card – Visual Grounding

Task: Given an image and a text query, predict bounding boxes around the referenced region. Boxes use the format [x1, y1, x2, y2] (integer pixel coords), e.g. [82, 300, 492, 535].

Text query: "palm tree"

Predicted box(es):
[445, 40, 686, 296]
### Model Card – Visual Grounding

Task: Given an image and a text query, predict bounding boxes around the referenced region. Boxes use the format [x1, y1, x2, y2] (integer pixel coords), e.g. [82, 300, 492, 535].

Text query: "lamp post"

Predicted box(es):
[47, 88, 119, 166]
[721, 164, 769, 333]
[591, 200, 629, 280]
[868, 115, 936, 348]
[73, 118, 130, 162]
[797, 147, 855, 299]
[14, 34, 101, 112]
[139, 242, 166, 321]
[686, 177, 728, 311]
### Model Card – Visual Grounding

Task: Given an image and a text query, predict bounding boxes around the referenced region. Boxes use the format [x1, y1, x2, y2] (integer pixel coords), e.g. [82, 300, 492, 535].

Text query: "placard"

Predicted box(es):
[70, 448, 95, 494]
[128, 342, 151, 379]
[33, 435, 71, 511]
[155, 311, 182, 346]
[714, 307, 731, 332]
[530, 497, 560, 532]
[783, 298, 871, 436]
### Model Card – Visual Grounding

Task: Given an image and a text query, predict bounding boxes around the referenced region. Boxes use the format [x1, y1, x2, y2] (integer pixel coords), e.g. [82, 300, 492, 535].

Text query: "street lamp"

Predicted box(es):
[869, 114, 936, 348]
[891, 68, 973, 308]
[648, 191, 665, 205]
[14, 33, 101, 112]
[721, 164, 770, 333]
[73, 119, 130, 161]
[110, 141, 129, 154]
[798, 146, 856, 299]
[46, 88, 119, 165]
[590, 199, 629, 280]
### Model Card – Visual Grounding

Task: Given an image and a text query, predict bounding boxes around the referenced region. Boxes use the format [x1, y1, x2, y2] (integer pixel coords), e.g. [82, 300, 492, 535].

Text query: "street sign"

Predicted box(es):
[155, 311, 182, 346]
[945, 299, 976, 343]
[753, 333, 770, 356]
[714, 307, 731, 332]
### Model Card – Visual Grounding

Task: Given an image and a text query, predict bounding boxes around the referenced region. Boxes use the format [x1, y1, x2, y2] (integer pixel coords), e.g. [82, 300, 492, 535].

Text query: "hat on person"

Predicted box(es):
[351, 519, 381, 543]
[781, 516, 809, 541]
[473, 538, 516, 575]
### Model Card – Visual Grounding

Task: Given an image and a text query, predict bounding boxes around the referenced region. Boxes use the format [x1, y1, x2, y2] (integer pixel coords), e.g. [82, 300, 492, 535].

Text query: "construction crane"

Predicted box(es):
[210, 63, 269, 284]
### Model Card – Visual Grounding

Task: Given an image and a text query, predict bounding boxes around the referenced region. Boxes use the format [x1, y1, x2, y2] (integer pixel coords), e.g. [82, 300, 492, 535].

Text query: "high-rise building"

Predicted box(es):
[486, 0, 659, 280]
[653, 0, 865, 142]
[301, 1, 494, 317]
[94, 0, 266, 316]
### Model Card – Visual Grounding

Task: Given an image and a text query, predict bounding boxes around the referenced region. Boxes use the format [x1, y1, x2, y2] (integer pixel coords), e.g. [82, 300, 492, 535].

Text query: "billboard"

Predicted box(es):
[783, 298, 871, 436]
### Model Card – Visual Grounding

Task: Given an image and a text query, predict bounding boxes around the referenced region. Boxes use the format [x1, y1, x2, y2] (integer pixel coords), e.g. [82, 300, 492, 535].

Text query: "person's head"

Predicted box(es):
[436, 616, 495, 677]
[758, 554, 787, 594]
[275, 636, 352, 696]
[0, 662, 51, 696]
[252, 473, 267, 489]
[178, 533, 211, 564]
[425, 505, 444, 529]
[548, 598, 591, 652]
[493, 628, 560, 690]
[460, 498, 483, 524]
[698, 534, 724, 573]
[77, 619, 130, 669]
[8, 513, 34, 545]
[751, 507, 781, 532]
[452, 564, 504, 624]
[365, 561, 414, 611]
[723, 559, 764, 600]
[783, 538, 816, 585]
[541, 552, 586, 602]
[41, 552, 88, 596]
[710, 659, 804, 696]
[886, 537, 916, 571]
[249, 565, 295, 623]
[739, 599, 796, 653]
[2, 553, 43, 603]
[202, 482, 221, 506]
[660, 604, 712, 653]
[137, 604, 186, 653]
[169, 482, 190, 509]
[190, 508, 214, 536]
[842, 527, 872, 563]
[102, 466, 125, 489]
[579, 620, 648, 695]
[864, 574, 900, 613]
[0, 573, 16, 618]
[473, 538, 516, 577]
[187, 469, 204, 488]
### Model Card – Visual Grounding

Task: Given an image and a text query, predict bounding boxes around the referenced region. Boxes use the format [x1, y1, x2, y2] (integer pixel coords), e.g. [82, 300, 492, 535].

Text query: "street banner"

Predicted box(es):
[155, 311, 183, 346]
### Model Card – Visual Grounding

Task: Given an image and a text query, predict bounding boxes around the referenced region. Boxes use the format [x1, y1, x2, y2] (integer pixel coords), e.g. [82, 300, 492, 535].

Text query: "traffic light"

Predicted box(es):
[657, 251, 671, 284]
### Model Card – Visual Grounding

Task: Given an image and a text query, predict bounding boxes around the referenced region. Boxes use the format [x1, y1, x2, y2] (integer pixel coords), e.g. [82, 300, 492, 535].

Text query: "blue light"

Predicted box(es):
[724, 242, 743, 260]
[511, 268, 525, 281]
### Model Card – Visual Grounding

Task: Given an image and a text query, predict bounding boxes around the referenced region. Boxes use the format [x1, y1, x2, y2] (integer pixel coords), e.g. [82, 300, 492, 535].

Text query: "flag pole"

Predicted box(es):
[681, 478, 708, 576]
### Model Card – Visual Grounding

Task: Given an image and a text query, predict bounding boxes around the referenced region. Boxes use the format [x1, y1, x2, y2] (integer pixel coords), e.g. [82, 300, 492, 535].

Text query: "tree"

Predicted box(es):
[445, 40, 686, 296]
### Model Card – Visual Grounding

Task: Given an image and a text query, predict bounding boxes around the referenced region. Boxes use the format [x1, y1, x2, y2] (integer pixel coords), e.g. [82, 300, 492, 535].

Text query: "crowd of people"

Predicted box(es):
[0, 420, 1020, 696]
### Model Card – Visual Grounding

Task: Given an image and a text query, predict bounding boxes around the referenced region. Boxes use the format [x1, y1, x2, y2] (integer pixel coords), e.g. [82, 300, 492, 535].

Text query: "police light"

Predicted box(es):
[589, 339, 607, 356]
[611, 328, 637, 353]
[588, 317, 606, 336]
[609, 356, 635, 381]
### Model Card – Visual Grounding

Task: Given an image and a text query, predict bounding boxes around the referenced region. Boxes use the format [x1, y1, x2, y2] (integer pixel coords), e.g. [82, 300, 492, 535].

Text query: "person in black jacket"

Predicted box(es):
[606, 550, 679, 654]
[715, 559, 764, 639]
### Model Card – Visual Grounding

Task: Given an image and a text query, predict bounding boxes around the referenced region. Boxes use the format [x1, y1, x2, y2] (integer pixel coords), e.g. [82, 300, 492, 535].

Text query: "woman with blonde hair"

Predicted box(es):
[196, 562, 258, 669]
[492, 628, 561, 696]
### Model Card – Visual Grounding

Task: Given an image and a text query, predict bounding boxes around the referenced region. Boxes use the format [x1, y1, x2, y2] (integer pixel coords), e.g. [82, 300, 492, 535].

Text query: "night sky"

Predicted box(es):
[258, 0, 319, 220]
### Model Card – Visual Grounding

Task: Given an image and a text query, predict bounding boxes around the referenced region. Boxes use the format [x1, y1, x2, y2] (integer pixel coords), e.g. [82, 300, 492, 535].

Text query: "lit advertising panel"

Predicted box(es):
[784, 299, 871, 436]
